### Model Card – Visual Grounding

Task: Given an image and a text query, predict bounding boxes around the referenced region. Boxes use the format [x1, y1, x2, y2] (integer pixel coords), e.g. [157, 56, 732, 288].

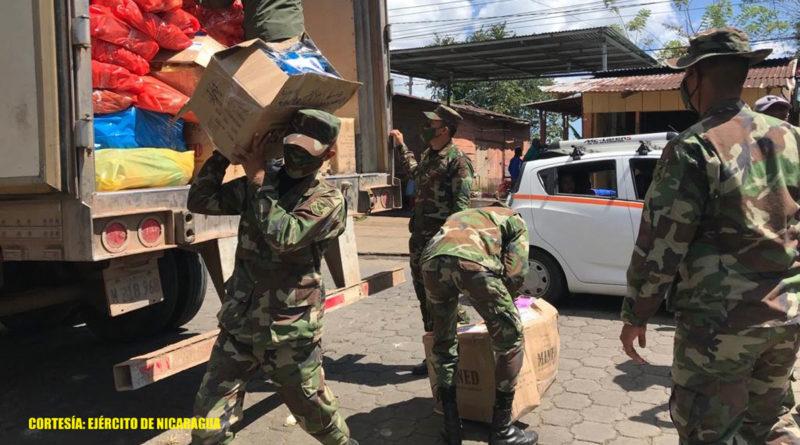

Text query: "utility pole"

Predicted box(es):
[407, 76, 413, 95]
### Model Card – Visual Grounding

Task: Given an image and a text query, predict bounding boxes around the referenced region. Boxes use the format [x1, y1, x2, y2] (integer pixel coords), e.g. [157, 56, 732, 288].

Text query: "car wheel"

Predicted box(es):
[521, 249, 567, 305]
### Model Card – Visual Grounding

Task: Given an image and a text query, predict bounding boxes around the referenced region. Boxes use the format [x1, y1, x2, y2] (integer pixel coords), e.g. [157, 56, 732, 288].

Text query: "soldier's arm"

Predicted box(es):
[187, 152, 248, 215]
[395, 143, 419, 176]
[451, 155, 474, 213]
[621, 138, 708, 326]
[249, 184, 346, 253]
[501, 214, 530, 295]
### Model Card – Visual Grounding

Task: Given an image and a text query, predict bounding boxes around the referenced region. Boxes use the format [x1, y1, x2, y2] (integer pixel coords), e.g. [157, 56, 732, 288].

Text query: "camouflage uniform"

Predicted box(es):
[622, 28, 800, 444]
[187, 110, 351, 445]
[396, 105, 474, 332]
[421, 206, 529, 392]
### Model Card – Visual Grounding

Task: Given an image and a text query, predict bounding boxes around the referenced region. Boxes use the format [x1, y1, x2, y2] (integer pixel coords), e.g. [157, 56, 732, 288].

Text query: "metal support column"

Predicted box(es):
[601, 40, 608, 71]
[539, 109, 546, 144]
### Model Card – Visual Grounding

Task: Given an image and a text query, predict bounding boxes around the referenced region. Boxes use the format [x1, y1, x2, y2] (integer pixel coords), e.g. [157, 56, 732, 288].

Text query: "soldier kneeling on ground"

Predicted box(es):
[187, 110, 357, 445]
[421, 204, 538, 445]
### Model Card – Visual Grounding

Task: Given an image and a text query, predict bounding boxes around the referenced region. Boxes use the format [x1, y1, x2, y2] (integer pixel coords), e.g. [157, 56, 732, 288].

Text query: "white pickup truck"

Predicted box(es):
[508, 133, 677, 303]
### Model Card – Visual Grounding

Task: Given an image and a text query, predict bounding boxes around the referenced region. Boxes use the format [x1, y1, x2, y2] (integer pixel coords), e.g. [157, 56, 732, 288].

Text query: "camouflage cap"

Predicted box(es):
[283, 109, 341, 156]
[754, 94, 790, 112]
[423, 104, 463, 126]
[665, 27, 771, 69]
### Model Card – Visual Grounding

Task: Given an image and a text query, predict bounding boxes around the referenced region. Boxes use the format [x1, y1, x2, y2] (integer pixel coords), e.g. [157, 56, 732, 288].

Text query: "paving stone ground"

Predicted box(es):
[4, 256, 800, 445]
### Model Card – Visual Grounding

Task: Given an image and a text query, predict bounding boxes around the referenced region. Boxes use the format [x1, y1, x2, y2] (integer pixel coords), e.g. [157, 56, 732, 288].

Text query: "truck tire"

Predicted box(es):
[167, 250, 208, 329]
[522, 249, 568, 305]
[84, 250, 180, 342]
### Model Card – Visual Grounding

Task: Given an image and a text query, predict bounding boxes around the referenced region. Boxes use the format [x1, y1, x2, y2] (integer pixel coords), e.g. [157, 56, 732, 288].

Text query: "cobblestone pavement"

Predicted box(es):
[4, 257, 800, 445]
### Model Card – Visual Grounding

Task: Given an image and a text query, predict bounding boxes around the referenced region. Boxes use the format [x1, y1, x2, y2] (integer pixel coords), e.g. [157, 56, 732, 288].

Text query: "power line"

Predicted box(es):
[388, 0, 515, 12]
[392, 0, 676, 40]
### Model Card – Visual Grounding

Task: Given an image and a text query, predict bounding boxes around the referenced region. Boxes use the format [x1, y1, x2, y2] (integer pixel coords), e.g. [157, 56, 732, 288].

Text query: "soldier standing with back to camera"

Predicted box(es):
[187, 110, 357, 445]
[620, 28, 800, 443]
[422, 204, 538, 445]
[390, 104, 475, 376]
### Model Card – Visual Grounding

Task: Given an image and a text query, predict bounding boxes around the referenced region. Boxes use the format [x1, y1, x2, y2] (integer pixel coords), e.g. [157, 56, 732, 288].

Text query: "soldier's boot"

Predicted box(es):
[489, 390, 538, 445]
[438, 386, 462, 445]
[411, 359, 428, 376]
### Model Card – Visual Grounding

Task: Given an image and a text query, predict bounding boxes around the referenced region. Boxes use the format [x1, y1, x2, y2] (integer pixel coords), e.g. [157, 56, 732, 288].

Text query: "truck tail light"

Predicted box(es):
[102, 221, 128, 253]
[138, 217, 163, 247]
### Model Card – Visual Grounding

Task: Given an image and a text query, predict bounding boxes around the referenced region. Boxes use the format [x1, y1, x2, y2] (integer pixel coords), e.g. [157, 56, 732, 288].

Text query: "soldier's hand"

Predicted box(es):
[390, 129, 404, 148]
[620, 323, 648, 364]
[232, 132, 267, 186]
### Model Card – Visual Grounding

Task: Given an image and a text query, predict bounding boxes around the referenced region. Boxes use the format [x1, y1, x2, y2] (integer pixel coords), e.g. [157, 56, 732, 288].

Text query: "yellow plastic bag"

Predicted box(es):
[95, 148, 194, 191]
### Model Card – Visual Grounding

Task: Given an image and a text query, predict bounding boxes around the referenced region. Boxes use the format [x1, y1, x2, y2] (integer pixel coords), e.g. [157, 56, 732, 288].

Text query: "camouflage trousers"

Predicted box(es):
[409, 231, 469, 332]
[191, 330, 349, 445]
[670, 321, 800, 444]
[422, 256, 524, 392]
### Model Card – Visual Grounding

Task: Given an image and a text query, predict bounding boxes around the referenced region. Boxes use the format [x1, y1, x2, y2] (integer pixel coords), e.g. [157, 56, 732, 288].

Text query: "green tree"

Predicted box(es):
[427, 24, 565, 142]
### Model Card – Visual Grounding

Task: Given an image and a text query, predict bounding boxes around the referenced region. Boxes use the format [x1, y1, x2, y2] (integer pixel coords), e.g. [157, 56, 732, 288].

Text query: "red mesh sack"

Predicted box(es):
[90, 4, 159, 59]
[132, 0, 181, 13]
[92, 89, 137, 114]
[148, 13, 192, 50]
[137, 76, 197, 122]
[91, 0, 155, 36]
[185, 0, 243, 47]
[92, 60, 144, 92]
[92, 0, 180, 50]
[91, 38, 149, 75]
[160, 8, 200, 37]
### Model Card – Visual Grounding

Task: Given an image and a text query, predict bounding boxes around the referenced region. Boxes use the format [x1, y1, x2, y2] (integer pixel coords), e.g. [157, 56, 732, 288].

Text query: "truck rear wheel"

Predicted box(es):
[167, 250, 208, 329]
[84, 250, 180, 342]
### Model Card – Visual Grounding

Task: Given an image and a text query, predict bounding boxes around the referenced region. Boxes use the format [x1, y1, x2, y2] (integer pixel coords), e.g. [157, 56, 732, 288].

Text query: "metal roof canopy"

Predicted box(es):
[390, 27, 657, 83]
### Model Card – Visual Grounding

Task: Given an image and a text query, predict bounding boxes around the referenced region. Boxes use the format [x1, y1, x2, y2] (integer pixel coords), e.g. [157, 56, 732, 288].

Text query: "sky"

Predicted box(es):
[386, 0, 797, 138]
[388, 0, 797, 97]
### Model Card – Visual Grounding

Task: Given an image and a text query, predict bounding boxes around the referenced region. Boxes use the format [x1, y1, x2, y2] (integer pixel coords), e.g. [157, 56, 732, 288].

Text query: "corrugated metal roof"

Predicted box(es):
[543, 58, 797, 94]
[393, 94, 530, 125]
[390, 27, 657, 82]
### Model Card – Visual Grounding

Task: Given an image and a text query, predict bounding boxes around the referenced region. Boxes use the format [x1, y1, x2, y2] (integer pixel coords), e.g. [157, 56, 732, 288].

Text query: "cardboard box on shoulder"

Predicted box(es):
[184, 34, 361, 161]
[185, 123, 244, 183]
[422, 298, 559, 424]
[151, 35, 227, 97]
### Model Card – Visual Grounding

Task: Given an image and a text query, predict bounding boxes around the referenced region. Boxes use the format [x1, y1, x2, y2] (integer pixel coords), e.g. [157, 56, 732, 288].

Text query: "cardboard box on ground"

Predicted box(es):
[184, 34, 361, 162]
[422, 299, 560, 424]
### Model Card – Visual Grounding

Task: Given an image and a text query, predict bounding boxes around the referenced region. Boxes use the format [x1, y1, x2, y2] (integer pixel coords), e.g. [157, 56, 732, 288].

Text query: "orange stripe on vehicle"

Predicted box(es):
[514, 194, 644, 209]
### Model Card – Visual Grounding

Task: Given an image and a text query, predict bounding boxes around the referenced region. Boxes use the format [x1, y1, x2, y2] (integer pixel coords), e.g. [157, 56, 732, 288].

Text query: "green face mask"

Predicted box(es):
[680, 71, 700, 114]
[283, 145, 324, 179]
[420, 125, 439, 144]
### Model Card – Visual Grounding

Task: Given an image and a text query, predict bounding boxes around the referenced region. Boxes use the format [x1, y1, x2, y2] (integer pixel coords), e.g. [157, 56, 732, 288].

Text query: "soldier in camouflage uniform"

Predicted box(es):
[421, 205, 537, 445]
[187, 110, 357, 445]
[390, 104, 474, 375]
[620, 28, 800, 444]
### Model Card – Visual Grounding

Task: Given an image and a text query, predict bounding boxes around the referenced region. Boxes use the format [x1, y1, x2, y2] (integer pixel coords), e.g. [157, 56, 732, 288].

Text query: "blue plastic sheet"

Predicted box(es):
[94, 107, 186, 151]
[260, 40, 338, 78]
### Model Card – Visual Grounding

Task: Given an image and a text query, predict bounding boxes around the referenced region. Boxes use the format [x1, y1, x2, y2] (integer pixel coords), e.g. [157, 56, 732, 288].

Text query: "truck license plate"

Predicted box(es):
[103, 256, 164, 317]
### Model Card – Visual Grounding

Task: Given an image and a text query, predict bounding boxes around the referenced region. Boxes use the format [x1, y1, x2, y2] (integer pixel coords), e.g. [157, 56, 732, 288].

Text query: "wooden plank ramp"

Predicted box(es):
[113, 267, 405, 391]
